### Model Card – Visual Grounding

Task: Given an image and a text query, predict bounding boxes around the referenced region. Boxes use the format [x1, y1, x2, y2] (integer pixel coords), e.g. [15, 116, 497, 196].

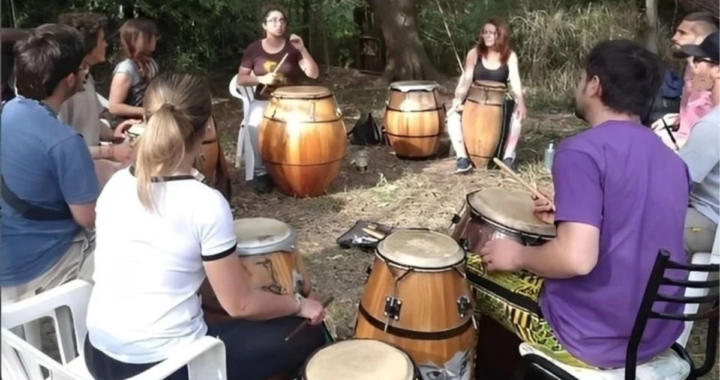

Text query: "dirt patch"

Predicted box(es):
[209, 68, 717, 377]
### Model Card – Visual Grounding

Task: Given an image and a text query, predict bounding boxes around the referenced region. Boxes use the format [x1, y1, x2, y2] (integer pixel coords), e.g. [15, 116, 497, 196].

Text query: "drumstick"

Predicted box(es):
[492, 157, 555, 210]
[362, 228, 385, 240]
[259, 53, 289, 95]
[285, 296, 335, 341]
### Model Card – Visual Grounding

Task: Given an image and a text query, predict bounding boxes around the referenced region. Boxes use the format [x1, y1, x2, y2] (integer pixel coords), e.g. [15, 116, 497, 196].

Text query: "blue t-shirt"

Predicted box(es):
[1, 96, 99, 286]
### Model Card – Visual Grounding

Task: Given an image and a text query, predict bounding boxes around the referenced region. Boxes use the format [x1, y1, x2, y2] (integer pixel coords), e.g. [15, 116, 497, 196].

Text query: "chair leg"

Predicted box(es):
[677, 252, 712, 347]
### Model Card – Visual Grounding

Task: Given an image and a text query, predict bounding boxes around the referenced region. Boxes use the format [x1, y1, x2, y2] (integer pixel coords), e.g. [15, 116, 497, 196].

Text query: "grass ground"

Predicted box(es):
[207, 66, 718, 378]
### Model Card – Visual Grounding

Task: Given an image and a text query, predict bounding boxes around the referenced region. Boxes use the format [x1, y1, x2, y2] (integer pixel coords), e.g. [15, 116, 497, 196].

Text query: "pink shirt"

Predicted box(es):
[678, 65, 713, 140]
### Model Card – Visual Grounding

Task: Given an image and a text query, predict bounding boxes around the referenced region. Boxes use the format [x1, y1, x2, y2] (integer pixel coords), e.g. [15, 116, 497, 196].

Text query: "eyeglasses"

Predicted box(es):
[482, 31, 497, 36]
[693, 56, 717, 65]
[266, 18, 286, 25]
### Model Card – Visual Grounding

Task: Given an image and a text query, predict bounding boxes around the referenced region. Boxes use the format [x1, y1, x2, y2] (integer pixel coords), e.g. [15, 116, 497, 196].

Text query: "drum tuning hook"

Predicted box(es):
[457, 295, 472, 318]
[383, 296, 402, 322]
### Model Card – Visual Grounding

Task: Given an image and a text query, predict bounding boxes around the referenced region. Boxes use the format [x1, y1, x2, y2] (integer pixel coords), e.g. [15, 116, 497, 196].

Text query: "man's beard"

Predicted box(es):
[670, 44, 690, 59]
[573, 100, 587, 123]
[692, 72, 714, 92]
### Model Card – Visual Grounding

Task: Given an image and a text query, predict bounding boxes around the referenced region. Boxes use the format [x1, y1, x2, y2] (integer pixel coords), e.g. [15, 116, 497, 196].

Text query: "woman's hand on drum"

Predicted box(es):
[113, 118, 143, 141]
[297, 297, 326, 325]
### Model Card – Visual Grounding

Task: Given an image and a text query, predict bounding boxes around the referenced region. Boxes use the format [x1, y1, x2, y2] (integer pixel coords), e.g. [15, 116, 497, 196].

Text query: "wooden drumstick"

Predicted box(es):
[259, 53, 289, 95]
[362, 228, 385, 240]
[492, 157, 555, 210]
[285, 296, 335, 341]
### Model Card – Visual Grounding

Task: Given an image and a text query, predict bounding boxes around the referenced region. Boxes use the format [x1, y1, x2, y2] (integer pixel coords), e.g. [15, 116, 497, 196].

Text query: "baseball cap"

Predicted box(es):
[681, 31, 719, 64]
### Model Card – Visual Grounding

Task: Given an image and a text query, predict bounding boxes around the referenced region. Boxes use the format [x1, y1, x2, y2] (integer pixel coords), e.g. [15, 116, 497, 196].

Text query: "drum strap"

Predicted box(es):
[357, 303, 474, 341]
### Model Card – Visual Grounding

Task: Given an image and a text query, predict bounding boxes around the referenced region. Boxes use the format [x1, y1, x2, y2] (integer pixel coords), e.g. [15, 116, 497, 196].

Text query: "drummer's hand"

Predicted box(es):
[289, 34, 305, 50]
[532, 190, 556, 225]
[258, 72, 278, 86]
[113, 118, 142, 141]
[297, 297, 326, 325]
[479, 239, 525, 273]
[111, 141, 134, 164]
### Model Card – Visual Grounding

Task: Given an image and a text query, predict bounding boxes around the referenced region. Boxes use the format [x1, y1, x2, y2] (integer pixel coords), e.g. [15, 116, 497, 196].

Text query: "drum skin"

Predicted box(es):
[259, 86, 347, 198]
[199, 249, 312, 324]
[354, 246, 476, 379]
[461, 81, 507, 168]
[384, 81, 446, 158]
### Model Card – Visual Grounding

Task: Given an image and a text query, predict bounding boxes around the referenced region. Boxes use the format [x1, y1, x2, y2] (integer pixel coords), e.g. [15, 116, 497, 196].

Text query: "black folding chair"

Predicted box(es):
[523, 249, 719, 380]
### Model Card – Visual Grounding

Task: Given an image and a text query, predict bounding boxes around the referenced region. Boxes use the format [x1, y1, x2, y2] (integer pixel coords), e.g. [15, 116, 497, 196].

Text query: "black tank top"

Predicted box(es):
[473, 58, 509, 84]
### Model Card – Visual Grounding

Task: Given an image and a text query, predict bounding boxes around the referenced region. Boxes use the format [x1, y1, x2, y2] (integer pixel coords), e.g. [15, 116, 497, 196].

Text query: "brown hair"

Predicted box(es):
[476, 17, 512, 64]
[119, 18, 158, 77]
[58, 12, 107, 55]
[135, 73, 212, 211]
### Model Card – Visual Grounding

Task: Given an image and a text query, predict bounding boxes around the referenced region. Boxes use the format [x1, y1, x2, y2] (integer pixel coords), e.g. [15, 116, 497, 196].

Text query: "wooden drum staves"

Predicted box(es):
[384, 81, 446, 159]
[354, 229, 476, 380]
[461, 80, 508, 168]
[259, 86, 347, 198]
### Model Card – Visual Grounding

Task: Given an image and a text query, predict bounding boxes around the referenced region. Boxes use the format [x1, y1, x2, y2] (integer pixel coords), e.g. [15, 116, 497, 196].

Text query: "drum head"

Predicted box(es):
[272, 85, 332, 99]
[304, 340, 415, 380]
[467, 188, 556, 237]
[232, 218, 297, 255]
[389, 80, 439, 92]
[472, 80, 507, 90]
[378, 230, 464, 269]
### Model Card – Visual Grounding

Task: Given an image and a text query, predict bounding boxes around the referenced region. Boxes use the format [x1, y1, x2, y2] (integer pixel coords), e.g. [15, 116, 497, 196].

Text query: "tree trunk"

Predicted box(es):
[645, 0, 659, 54]
[365, 0, 444, 82]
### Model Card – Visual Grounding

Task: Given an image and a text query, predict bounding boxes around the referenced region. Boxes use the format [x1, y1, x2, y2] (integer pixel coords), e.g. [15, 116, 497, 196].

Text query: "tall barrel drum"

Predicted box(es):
[384, 81, 446, 159]
[461, 80, 508, 168]
[355, 229, 476, 380]
[259, 86, 347, 198]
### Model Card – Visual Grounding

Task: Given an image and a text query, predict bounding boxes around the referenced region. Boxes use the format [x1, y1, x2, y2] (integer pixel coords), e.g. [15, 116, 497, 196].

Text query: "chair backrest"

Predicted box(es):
[227, 74, 255, 104]
[2, 329, 89, 380]
[626, 249, 719, 380]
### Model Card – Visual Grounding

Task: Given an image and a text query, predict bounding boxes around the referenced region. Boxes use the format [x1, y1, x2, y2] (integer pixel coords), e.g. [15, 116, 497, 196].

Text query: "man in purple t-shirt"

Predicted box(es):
[478, 40, 689, 369]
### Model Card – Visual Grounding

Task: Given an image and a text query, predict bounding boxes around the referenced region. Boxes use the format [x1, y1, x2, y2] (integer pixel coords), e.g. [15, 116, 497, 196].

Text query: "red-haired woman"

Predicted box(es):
[107, 18, 159, 120]
[448, 17, 527, 173]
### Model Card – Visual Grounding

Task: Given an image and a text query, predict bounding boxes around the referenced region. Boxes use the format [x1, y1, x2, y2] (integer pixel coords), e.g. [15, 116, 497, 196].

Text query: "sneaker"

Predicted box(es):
[456, 157, 472, 173]
[252, 174, 274, 194]
[502, 157, 517, 171]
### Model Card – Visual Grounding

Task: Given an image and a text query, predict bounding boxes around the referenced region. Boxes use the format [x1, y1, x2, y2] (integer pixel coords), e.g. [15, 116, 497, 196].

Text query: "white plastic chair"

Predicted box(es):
[228, 74, 256, 181]
[676, 224, 720, 347]
[1, 280, 228, 380]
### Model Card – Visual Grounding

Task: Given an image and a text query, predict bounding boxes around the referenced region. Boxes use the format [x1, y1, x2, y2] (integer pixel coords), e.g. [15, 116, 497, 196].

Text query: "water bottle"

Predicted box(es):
[544, 142, 555, 172]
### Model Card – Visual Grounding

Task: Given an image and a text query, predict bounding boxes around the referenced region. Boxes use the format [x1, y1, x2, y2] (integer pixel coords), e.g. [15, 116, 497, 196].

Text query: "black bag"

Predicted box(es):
[348, 112, 384, 146]
[336, 220, 394, 251]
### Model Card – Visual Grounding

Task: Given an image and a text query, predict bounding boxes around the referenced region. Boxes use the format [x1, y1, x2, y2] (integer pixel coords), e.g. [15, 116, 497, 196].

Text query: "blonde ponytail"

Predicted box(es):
[134, 73, 213, 211]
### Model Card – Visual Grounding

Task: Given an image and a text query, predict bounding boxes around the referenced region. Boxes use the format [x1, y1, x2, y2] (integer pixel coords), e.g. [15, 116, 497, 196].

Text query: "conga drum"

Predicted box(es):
[301, 339, 419, 380]
[384, 81, 445, 159]
[461, 81, 508, 168]
[200, 217, 312, 323]
[450, 188, 556, 379]
[354, 229, 476, 380]
[259, 86, 347, 198]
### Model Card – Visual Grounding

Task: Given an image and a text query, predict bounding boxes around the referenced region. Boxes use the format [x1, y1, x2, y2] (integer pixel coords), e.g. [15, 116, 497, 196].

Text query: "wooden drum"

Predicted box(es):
[200, 217, 312, 323]
[301, 339, 419, 380]
[461, 80, 508, 168]
[259, 86, 347, 198]
[384, 81, 446, 159]
[355, 229, 476, 380]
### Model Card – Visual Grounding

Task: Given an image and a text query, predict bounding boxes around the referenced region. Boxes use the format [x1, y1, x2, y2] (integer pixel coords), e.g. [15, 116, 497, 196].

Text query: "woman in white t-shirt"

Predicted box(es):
[84, 72, 326, 380]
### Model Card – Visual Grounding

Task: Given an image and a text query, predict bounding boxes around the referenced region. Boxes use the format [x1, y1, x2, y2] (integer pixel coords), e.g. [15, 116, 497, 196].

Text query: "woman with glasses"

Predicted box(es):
[236, 7, 320, 194]
[447, 17, 527, 173]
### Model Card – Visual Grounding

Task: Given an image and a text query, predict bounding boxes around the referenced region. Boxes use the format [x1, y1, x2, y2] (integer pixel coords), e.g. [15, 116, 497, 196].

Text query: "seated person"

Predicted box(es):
[678, 32, 720, 256]
[107, 18, 159, 122]
[1, 24, 99, 303]
[652, 12, 717, 150]
[85, 72, 326, 380]
[58, 12, 136, 185]
[236, 7, 319, 194]
[475, 40, 689, 369]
